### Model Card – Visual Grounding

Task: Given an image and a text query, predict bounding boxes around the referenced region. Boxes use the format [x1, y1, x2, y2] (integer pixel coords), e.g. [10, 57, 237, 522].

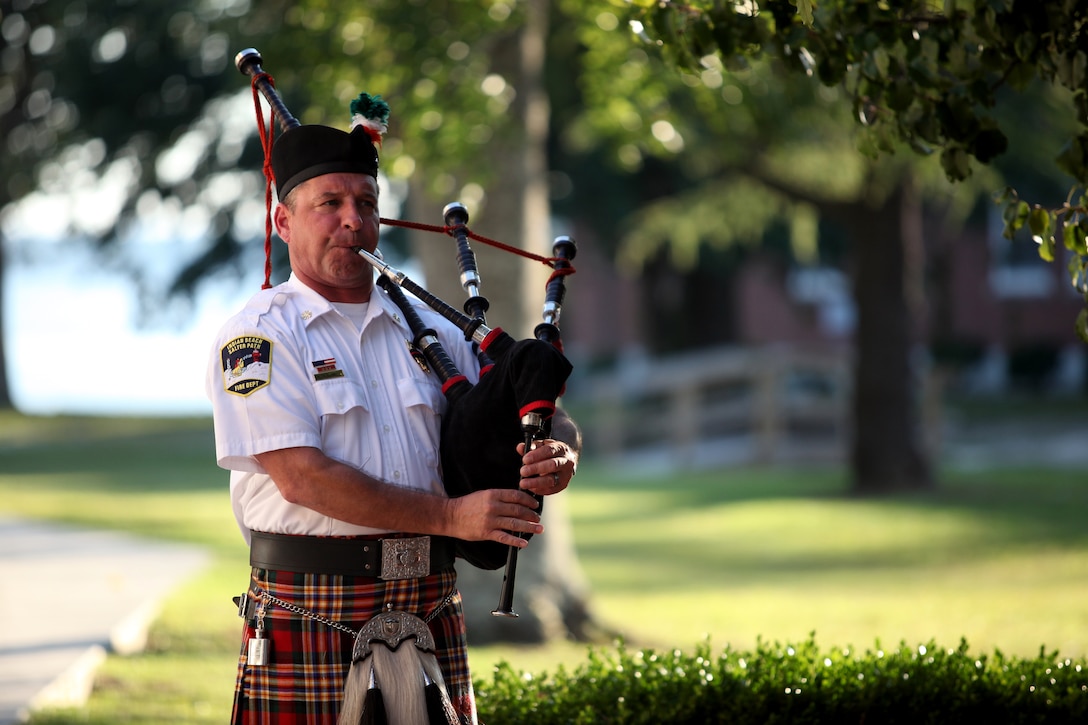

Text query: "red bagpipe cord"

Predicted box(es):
[251, 73, 277, 290]
[379, 216, 577, 291]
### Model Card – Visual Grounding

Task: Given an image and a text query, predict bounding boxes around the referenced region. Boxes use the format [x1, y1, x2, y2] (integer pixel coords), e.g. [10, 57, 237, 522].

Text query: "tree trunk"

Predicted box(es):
[407, 0, 598, 644]
[844, 177, 933, 493]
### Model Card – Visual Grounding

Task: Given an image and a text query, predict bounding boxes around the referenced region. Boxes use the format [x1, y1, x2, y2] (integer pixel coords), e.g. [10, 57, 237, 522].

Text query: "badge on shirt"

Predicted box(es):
[221, 336, 273, 396]
[407, 340, 430, 374]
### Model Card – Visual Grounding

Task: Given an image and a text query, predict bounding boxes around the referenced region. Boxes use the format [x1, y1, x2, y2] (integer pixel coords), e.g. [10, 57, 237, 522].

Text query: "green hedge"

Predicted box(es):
[475, 638, 1088, 724]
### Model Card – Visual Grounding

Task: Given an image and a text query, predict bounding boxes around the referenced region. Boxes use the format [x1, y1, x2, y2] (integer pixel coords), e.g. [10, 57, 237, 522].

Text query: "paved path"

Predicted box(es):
[0, 517, 209, 724]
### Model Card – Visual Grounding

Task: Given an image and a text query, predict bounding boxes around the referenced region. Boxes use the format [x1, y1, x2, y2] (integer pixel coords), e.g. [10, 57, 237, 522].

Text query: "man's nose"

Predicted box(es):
[342, 204, 363, 230]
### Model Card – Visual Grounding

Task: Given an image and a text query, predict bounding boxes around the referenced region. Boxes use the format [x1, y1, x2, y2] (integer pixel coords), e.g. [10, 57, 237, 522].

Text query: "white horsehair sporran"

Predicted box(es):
[338, 607, 459, 725]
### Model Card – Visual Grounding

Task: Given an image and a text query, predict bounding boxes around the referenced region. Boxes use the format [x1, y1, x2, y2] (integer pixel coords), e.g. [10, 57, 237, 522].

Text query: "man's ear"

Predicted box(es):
[273, 203, 290, 242]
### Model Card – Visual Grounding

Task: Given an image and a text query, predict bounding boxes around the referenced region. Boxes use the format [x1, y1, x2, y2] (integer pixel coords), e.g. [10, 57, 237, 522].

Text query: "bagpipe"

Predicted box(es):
[237, 49, 576, 617]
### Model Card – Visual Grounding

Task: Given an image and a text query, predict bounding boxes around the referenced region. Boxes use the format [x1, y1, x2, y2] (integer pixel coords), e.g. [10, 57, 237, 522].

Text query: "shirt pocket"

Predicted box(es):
[312, 376, 371, 416]
[397, 375, 445, 473]
[311, 377, 371, 461]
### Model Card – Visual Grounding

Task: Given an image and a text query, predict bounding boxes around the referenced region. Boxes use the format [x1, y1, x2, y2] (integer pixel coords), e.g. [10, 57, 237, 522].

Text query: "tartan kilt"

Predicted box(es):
[231, 566, 476, 725]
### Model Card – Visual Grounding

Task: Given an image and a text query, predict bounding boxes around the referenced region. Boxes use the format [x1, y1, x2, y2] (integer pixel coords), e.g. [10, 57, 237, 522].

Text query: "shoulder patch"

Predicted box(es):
[221, 336, 273, 396]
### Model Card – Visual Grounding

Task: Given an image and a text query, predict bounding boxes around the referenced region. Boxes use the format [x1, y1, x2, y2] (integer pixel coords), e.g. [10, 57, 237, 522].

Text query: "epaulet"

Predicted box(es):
[229, 284, 293, 325]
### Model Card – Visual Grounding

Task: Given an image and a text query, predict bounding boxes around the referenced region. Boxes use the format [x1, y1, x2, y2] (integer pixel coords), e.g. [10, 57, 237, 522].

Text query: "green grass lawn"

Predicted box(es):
[568, 465, 1088, 658]
[2, 411, 1086, 723]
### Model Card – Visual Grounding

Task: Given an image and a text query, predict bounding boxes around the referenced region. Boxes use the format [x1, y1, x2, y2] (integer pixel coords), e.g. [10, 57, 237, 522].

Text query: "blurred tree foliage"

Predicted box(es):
[1, 1, 231, 406]
[548, 0, 1087, 492]
[613, 0, 1088, 337]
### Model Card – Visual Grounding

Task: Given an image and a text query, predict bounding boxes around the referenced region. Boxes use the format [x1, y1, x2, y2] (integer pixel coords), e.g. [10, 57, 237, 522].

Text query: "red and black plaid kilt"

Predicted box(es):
[231, 566, 476, 725]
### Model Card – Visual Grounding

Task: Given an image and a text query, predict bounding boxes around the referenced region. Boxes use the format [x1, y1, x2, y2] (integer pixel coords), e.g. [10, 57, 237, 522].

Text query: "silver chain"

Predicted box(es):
[257, 589, 456, 639]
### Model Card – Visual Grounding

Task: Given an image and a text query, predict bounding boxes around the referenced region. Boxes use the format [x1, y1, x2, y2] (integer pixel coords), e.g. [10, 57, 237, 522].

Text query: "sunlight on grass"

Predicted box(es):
[578, 548, 1088, 658]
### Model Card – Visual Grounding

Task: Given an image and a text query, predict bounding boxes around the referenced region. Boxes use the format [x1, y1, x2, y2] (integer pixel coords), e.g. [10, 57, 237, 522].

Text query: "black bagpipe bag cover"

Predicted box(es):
[439, 336, 573, 569]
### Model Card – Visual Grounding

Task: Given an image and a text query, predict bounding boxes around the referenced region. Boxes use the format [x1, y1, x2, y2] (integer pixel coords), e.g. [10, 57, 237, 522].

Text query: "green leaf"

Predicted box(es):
[1057, 134, 1088, 184]
[1013, 32, 1037, 62]
[1076, 308, 1088, 343]
[939, 145, 971, 181]
[912, 108, 942, 145]
[791, 0, 815, 26]
[1037, 233, 1056, 262]
[1029, 206, 1055, 261]
[1063, 220, 1079, 252]
[1028, 205, 1051, 240]
[887, 78, 914, 112]
[856, 127, 881, 159]
[1002, 199, 1030, 238]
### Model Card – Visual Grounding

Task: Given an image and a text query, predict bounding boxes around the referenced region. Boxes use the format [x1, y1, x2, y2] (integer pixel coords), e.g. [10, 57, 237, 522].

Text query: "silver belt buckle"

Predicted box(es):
[380, 536, 431, 580]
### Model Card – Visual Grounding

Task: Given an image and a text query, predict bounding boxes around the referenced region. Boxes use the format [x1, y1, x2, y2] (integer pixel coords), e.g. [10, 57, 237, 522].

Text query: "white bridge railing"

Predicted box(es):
[574, 345, 855, 470]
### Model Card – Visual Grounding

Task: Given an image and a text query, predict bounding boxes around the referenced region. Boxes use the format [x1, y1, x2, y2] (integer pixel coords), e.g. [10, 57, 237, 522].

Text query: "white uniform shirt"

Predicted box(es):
[206, 275, 480, 543]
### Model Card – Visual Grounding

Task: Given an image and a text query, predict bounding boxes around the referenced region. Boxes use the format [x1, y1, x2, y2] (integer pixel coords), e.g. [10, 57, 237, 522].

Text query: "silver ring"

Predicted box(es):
[551, 472, 560, 486]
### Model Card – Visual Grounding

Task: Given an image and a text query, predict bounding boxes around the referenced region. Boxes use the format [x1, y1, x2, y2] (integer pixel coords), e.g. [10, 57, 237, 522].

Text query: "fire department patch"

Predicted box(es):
[221, 336, 273, 396]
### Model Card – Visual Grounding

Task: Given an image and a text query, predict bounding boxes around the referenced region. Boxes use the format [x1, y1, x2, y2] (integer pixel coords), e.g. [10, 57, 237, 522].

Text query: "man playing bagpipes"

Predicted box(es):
[206, 76, 580, 724]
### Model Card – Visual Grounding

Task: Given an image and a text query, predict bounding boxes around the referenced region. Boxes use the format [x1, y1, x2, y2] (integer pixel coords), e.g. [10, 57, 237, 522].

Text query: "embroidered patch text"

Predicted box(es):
[221, 336, 273, 396]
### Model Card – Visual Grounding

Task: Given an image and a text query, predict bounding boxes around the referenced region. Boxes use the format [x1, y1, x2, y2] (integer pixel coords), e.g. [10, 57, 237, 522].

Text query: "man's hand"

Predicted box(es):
[446, 487, 543, 547]
[517, 407, 581, 497]
[517, 438, 578, 497]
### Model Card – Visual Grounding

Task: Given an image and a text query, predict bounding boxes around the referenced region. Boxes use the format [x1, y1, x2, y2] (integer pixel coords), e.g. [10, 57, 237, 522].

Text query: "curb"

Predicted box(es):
[25, 646, 107, 716]
[0, 518, 209, 724]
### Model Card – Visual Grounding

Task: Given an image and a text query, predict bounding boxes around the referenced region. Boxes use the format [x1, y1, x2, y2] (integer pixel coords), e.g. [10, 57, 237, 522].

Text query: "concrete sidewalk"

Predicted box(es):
[0, 516, 210, 724]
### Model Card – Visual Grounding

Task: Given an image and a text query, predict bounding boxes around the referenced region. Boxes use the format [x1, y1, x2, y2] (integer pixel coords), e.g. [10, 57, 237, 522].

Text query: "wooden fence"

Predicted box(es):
[573, 345, 855, 469]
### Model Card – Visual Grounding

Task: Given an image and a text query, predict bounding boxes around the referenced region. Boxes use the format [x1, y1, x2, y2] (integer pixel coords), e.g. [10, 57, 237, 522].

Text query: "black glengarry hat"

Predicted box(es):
[270, 93, 390, 199]
[271, 125, 378, 199]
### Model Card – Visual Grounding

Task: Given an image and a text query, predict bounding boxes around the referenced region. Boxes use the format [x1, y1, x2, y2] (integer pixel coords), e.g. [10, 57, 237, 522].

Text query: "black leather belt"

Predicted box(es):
[249, 531, 455, 579]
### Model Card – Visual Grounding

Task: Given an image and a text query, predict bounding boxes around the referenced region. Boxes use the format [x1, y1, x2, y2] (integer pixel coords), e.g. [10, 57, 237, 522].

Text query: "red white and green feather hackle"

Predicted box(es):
[350, 92, 390, 147]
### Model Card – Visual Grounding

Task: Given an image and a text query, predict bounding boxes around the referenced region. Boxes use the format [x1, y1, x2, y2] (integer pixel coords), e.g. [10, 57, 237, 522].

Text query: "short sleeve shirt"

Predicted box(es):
[206, 275, 480, 541]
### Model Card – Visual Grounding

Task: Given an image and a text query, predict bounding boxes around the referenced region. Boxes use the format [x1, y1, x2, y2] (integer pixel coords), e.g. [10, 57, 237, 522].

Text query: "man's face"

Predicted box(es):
[274, 172, 380, 303]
